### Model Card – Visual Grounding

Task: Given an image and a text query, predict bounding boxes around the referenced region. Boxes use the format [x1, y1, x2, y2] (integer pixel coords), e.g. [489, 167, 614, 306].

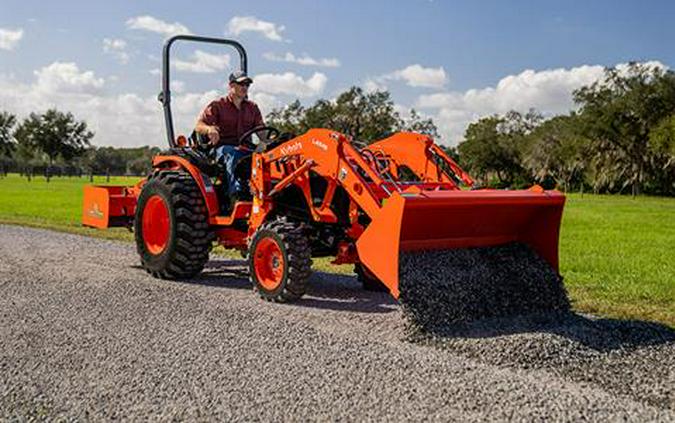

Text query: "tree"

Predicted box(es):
[328, 88, 400, 141]
[524, 114, 589, 192]
[457, 110, 540, 187]
[14, 109, 93, 167]
[266, 87, 440, 144]
[403, 109, 440, 139]
[266, 100, 306, 135]
[125, 146, 161, 175]
[573, 62, 675, 195]
[649, 114, 675, 161]
[84, 147, 126, 175]
[0, 111, 16, 159]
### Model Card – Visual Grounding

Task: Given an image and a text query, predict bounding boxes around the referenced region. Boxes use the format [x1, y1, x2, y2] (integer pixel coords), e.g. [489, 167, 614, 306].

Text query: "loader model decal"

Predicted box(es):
[311, 139, 328, 151]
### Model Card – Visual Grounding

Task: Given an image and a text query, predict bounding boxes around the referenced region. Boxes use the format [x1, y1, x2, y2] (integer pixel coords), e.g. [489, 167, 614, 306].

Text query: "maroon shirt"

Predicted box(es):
[198, 96, 264, 145]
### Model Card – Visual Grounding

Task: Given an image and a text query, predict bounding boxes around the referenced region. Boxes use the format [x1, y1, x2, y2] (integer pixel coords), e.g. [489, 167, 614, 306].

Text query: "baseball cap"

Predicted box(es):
[229, 70, 253, 85]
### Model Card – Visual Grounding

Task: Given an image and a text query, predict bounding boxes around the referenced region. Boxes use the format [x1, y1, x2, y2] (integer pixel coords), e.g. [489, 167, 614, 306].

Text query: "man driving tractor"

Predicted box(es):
[195, 70, 263, 203]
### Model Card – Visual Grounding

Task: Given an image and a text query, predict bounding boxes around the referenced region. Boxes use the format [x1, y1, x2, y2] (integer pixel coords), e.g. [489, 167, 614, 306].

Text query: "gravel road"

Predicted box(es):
[1, 225, 673, 421]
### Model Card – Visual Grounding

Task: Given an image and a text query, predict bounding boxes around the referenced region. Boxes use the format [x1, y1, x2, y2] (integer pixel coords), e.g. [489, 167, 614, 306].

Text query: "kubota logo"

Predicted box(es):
[88, 203, 104, 219]
[280, 142, 302, 156]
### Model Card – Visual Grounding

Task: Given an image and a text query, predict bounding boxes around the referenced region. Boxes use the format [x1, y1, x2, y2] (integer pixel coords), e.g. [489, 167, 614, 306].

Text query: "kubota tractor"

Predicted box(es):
[82, 35, 566, 302]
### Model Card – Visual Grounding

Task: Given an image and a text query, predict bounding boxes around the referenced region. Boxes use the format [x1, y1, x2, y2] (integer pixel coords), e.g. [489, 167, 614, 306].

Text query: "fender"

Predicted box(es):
[152, 155, 220, 217]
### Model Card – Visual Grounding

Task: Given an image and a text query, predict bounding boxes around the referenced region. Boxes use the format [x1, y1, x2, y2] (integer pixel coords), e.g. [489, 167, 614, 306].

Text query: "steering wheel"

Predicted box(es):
[189, 131, 212, 150]
[238, 125, 281, 150]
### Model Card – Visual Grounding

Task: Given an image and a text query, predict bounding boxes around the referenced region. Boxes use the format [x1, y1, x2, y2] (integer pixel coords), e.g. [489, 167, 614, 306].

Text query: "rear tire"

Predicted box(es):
[355, 263, 389, 292]
[134, 170, 212, 279]
[249, 219, 312, 302]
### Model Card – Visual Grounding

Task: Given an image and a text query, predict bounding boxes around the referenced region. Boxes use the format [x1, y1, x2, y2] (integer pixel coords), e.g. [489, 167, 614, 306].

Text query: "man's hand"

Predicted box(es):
[206, 126, 220, 145]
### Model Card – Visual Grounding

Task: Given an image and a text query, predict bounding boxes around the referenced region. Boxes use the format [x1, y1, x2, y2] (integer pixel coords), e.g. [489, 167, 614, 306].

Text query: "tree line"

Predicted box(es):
[266, 87, 440, 141]
[457, 63, 675, 195]
[0, 109, 159, 179]
[1, 61, 674, 195]
[267, 62, 675, 196]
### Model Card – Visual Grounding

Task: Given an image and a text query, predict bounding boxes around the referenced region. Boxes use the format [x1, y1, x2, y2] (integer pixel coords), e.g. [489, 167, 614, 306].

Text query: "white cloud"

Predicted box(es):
[227, 16, 286, 41]
[616, 60, 666, 76]
[0, 62, 226, 148]
[0, 28, 24, 51]
[102, 38, 130, 64]
[103, 38, 126, 51]
[171, 80, 185, 93]
[253, 72, 327, 97]
[363, 78, 386, 93]
[149, 68, 161, 76]
[126, 15, 191, 37]
[414, 62, 669, 145]
[385, 64, 447, 88]
[174, 50, 231, 73]
[33, 62, 105, 95]
[250, 92, 282, 112]
[416, 65, 607, 115]
[172, 90, 220, 115]
[263, 52, 340, 68]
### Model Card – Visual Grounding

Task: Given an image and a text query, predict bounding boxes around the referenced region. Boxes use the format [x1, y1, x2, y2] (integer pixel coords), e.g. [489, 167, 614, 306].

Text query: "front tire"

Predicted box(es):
[248, 219, 312, 302]
[134, 170, 212, 279]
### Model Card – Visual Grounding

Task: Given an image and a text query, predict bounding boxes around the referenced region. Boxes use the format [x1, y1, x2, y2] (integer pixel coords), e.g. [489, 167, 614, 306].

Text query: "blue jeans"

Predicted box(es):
[214, 145, 252, 197]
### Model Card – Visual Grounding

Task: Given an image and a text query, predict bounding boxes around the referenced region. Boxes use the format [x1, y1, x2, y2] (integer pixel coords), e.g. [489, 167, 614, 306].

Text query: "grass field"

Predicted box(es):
[0, 173, 673, 327]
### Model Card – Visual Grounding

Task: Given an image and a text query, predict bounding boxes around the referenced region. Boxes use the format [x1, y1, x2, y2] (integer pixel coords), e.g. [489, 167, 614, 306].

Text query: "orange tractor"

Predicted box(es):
[82, 35, 565, 302]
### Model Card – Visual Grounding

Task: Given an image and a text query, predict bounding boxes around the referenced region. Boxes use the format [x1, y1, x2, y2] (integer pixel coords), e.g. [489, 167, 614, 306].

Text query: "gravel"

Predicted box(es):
[399, 243, 674, 410]
[1, 225, 673, 420]
[398, 243, 570, 332]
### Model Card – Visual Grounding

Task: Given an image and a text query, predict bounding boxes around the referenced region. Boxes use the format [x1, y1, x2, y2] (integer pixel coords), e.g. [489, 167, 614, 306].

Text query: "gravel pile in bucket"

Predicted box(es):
[398, 243, 570, 334]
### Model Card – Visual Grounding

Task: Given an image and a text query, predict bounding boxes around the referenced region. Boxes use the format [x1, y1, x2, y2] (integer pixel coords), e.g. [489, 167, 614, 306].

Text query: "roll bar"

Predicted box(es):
[158, 35, 248, 148]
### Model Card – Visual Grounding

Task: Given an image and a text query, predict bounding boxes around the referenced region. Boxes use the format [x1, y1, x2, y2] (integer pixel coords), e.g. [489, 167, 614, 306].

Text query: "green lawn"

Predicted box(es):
[0, 173, 673, 327]
[0, 174, 140, 242]
[560, 194, 674, 326]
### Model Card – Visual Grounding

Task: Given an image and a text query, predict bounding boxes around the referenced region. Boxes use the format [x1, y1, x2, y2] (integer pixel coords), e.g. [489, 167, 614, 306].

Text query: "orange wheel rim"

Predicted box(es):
[254, 237, 285, 291]
[143, 195, 170, 255]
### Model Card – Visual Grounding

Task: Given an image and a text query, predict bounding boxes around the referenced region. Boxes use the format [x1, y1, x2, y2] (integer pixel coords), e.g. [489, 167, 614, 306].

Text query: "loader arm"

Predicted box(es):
[250, 129, 393, 226]
[252, 129, 565, 299]
[367, 133, 474, 188]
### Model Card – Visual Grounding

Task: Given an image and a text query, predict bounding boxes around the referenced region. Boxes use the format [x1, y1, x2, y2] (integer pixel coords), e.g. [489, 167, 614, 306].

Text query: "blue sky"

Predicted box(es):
[1, 0, 674, 147]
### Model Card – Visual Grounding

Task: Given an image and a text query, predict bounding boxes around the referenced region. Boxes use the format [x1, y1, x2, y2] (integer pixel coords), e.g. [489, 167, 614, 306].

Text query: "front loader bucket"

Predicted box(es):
[355, 189, 565, 298]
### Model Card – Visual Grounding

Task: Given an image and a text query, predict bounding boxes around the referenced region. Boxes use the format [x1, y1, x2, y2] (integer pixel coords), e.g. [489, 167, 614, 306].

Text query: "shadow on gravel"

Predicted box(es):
[135, 259, 398, 314]
[418, 312, 675, 353]
[298, 272, 398, 314]
[131, 260, 252, 290]
[188, 259, 252, 289]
